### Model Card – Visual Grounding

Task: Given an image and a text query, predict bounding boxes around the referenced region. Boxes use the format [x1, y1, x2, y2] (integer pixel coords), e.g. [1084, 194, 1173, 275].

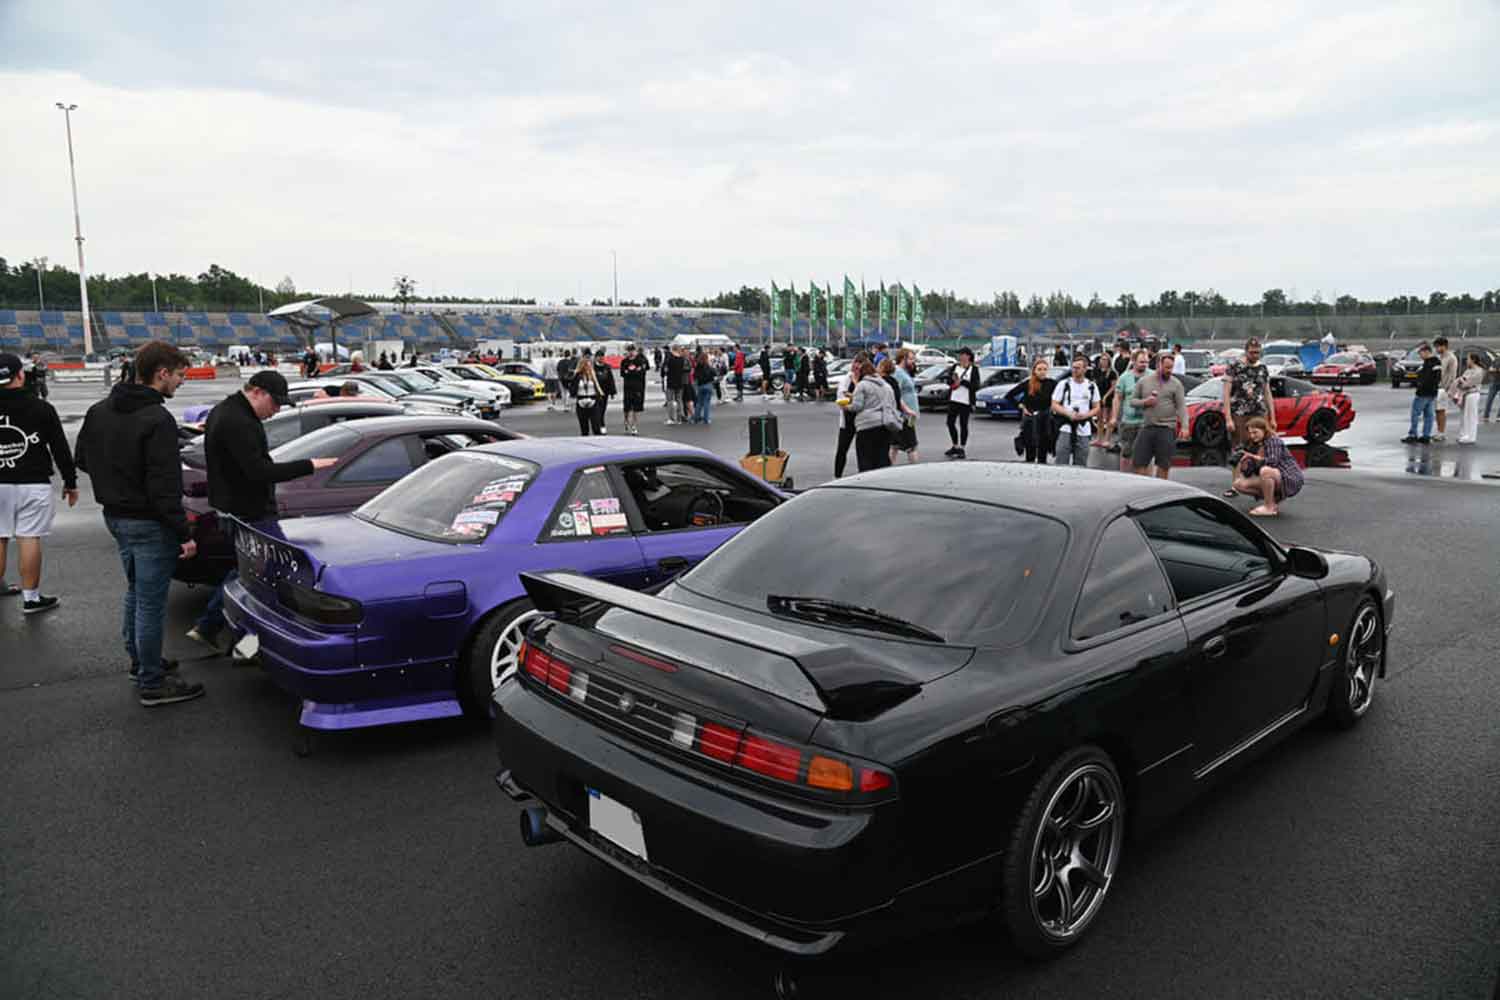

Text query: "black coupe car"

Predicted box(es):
[493, 464, 1393, 971]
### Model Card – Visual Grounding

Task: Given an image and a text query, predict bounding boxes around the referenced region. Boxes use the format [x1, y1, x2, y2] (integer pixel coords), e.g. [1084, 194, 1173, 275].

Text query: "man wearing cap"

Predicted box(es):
[188, 371, 336, 648]
[0, 352, 77, 612]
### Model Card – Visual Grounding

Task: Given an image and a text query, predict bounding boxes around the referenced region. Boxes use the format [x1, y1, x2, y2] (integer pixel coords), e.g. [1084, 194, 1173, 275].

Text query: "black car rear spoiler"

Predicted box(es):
[522, 570, 847, 713]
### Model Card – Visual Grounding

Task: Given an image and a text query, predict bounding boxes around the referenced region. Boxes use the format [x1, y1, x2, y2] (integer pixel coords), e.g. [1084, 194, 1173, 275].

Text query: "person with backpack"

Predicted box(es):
[944, 347, 981, 459]
[1051, 355, 1101, 467]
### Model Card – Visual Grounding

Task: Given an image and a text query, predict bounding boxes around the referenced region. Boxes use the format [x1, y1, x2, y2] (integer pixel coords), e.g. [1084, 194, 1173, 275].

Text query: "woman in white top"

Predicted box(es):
[1454, 352, 1485, 445]
[945, 347, 982, 459]
[572, 357, 603, 435]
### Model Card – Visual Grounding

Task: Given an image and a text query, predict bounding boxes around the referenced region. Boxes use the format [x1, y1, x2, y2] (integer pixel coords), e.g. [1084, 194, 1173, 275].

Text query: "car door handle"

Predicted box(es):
[658, 557, 689, 575]
[1203, 636, 1228, 660]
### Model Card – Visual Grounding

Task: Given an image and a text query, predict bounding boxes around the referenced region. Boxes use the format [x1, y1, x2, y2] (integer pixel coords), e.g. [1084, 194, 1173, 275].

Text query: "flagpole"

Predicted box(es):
[860, 277, 865, 344]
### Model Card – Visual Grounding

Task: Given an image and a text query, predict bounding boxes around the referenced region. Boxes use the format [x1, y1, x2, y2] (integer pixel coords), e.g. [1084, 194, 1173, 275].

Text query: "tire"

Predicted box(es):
[1000, 745, 1125, 959]
[1326, 598, 1381, 729]
[1305, 408, 1338, 444]
[1192, 411, 1227, 448]
[460, 599, 541, 718]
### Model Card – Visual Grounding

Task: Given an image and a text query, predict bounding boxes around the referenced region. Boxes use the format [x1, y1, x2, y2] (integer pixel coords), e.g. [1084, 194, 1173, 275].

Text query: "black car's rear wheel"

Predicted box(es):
[1001, 746, 1125, 958]
[461, 599, 540, 718]
[1326, 598, 1381, 728]
[1305, 408, 1338, 444]
[1193, 411, 1227, 448]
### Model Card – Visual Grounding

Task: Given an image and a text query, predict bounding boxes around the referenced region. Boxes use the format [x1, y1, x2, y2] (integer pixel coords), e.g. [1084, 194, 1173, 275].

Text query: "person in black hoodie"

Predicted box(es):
[75, 341, 205, 706]
[0, 352, 77, 613]
[187, 370, 335, 648]
[590, 350, 617, 433]
[1402, 343, 1441, 444]
[618, 344, 648, 435]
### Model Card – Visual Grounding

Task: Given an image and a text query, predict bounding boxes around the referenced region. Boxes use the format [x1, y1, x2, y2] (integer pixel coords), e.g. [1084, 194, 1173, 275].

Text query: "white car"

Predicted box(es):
[410, 364, 512, 407]
[285, 378, 472, 417]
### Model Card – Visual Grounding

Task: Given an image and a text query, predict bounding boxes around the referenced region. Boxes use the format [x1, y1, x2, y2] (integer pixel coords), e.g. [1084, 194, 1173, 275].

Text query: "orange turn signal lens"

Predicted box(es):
[806, 755, 854, 792]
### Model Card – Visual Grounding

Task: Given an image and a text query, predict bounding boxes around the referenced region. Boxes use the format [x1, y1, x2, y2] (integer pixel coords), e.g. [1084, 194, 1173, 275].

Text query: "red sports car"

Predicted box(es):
[1309, 352, 1377, 385]
[1180, 376, 1356, 447]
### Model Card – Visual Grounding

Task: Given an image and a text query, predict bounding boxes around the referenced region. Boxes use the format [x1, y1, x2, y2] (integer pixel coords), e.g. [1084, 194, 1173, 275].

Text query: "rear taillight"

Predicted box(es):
[274, 580, 363, 625]
[520, 642, 588, 701]
[523, 643, 898, 802]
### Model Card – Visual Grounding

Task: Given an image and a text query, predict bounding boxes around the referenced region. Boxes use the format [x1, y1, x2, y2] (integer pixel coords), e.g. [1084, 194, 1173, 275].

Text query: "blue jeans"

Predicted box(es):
[694, 384, 714, 424]
[195, 569, 237, 636]
[1408, 395, 1436, 438]
[1484, 382, 1500, 420]
[105, 516, 180, 690]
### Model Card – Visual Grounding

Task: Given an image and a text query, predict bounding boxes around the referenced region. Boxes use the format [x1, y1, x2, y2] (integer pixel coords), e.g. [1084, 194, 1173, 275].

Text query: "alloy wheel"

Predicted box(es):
[490, 610, 543, 689]
[1028, 763, 1124, 942]
[1346, 604, 1381, 716]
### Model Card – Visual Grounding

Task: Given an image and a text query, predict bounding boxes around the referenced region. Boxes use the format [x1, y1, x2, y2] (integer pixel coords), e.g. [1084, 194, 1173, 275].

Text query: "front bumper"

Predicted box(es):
[493, 680, 909, 956]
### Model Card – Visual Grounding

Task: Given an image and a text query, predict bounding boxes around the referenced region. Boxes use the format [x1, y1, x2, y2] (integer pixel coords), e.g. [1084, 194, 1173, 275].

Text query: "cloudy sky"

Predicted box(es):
[3, 0, 1497, 306]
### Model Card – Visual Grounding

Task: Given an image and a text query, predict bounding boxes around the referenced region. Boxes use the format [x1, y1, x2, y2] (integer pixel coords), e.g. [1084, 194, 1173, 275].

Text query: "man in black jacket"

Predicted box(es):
[188, 370, 335, 647]
[0, 352, 78, 613]
[75, 341, 205, 706]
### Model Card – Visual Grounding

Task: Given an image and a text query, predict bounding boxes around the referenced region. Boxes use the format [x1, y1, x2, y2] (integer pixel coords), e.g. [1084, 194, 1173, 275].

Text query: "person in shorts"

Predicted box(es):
[1222, 338, 1276, 495]
[1432, 336, 1457, 441]
[0, 353, 77, 613]
[618, 344, 649, 435]
[1132, 352, 1188, 479]
[1112, 349, 1150, 472]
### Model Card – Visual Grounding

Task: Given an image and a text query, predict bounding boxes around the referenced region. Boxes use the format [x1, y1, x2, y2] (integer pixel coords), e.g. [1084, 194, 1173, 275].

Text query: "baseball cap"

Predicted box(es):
[0, 353, 21, 383]
[247, 370, 293, 406]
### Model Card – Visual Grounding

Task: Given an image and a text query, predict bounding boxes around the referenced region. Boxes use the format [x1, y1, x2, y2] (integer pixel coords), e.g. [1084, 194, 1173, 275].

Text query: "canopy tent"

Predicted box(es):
[268, 297, 378, 356]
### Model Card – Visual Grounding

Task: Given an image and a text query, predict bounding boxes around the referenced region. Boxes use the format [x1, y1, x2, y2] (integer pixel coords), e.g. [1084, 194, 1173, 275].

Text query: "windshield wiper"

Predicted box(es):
[766, 595, 946, 643]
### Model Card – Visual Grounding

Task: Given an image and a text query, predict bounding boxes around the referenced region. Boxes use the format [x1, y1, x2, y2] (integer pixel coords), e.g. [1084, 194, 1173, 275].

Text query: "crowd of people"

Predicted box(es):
[1401, 336, 1488, 446]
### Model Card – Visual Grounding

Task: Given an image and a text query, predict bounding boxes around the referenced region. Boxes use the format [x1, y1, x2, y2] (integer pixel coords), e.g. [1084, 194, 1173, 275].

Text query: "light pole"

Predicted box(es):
[151, 274, 158, 313]
[34, 256, 47, 310]
[611, 250, 618, 307]
[56, 102, 93, 356]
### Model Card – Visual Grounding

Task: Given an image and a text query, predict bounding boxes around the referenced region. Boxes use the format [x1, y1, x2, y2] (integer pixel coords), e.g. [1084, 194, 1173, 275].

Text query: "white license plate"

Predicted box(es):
[587, 788, 648, 861]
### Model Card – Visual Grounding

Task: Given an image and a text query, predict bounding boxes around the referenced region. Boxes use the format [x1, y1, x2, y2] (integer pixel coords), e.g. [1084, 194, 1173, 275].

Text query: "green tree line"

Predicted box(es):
[3, 256, 1495, 319]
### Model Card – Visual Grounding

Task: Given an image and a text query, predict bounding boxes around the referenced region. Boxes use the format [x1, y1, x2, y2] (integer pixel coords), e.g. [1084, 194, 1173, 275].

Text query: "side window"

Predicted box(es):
[1071, 517, 1174, 641]
[545, 466, 631, 539]
[263, 415, 302, 451]
[1132, 502, 1274, 604]
[333, 436, 418, 485]
[621, 461, 777, 532]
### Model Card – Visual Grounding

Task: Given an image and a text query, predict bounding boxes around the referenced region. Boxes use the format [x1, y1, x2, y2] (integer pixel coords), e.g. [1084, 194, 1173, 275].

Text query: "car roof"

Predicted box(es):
[468, 435, 716, 466]
[824, 462, 1201, 521]
[316, 414, 512, 437]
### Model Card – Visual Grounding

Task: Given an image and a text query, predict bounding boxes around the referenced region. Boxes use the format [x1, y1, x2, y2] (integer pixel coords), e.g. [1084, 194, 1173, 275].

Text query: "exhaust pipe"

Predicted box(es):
[519, 805, 563, 847]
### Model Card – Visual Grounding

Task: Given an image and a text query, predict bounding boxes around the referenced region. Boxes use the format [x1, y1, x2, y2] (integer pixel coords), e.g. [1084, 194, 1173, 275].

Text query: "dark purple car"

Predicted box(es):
[221, 437, 788, 734]
[176, 414, 520, 585]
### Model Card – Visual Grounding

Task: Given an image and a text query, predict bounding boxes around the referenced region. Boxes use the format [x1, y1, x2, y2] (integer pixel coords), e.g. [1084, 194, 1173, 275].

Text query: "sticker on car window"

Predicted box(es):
[547, 468, 631, 539]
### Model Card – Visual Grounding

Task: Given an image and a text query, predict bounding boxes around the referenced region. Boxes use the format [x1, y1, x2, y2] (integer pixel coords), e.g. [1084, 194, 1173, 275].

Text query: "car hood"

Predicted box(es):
[976, 381, 1021, 401]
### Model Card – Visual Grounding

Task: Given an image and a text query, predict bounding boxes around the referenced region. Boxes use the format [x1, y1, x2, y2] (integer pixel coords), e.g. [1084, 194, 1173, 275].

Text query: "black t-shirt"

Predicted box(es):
[1020, 377, 1056, 415]
[620, 354, 648, 384]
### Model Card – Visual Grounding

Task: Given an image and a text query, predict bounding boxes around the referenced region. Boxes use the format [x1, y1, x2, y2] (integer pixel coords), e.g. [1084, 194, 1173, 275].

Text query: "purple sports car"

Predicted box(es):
[176, 414, 518, 585]
[221, 437, 787, 736]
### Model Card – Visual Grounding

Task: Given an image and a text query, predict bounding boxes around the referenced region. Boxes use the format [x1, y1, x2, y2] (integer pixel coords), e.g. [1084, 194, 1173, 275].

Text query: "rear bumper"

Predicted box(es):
[493, 680, 913, 955]
[223, 580, 454, 705]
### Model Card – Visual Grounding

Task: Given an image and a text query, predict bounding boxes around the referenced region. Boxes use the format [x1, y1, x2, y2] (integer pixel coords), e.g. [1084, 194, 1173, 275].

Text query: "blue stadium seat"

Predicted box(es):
[0, 311, 15, 325]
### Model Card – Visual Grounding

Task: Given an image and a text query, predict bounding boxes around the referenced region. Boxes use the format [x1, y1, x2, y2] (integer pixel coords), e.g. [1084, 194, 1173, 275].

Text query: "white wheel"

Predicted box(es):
[489, 609, 543, 689]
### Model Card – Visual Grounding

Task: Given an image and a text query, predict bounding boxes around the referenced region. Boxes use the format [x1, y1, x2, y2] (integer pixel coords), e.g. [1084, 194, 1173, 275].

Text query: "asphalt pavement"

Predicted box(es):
[2, 378, 1497, 999]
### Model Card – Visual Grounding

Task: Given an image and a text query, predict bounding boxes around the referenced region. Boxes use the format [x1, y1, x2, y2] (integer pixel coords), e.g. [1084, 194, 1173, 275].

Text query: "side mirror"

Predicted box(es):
[1286, 546, 1329, 580]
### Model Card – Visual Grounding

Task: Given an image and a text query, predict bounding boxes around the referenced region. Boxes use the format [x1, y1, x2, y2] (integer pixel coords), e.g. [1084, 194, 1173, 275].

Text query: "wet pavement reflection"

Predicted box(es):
[1169, 443, 1352, 470]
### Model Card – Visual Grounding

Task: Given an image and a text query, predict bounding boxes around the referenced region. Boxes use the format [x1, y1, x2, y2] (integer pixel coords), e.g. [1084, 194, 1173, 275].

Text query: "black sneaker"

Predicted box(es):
[128, 658, 181, 684]
[138, 674, 206, 707]
[1417, 436, 1431, 444]
[1401, 435, 1419, 444]
[22, 595, 59, 615]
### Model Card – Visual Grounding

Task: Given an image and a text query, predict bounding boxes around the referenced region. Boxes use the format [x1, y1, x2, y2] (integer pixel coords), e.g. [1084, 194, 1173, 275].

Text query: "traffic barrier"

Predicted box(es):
[185, 366, 218, 380]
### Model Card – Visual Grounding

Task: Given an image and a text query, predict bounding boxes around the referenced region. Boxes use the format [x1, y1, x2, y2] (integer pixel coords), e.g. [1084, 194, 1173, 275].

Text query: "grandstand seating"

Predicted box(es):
[0, 308, 1466, 357]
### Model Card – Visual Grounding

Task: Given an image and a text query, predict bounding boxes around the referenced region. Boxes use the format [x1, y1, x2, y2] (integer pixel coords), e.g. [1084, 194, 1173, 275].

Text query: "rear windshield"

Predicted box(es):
[271, 424, 361, 463]
[1325, 353, 1361, 364]
[353, 451, 539, 543]
[679, 488, 1067, 647]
